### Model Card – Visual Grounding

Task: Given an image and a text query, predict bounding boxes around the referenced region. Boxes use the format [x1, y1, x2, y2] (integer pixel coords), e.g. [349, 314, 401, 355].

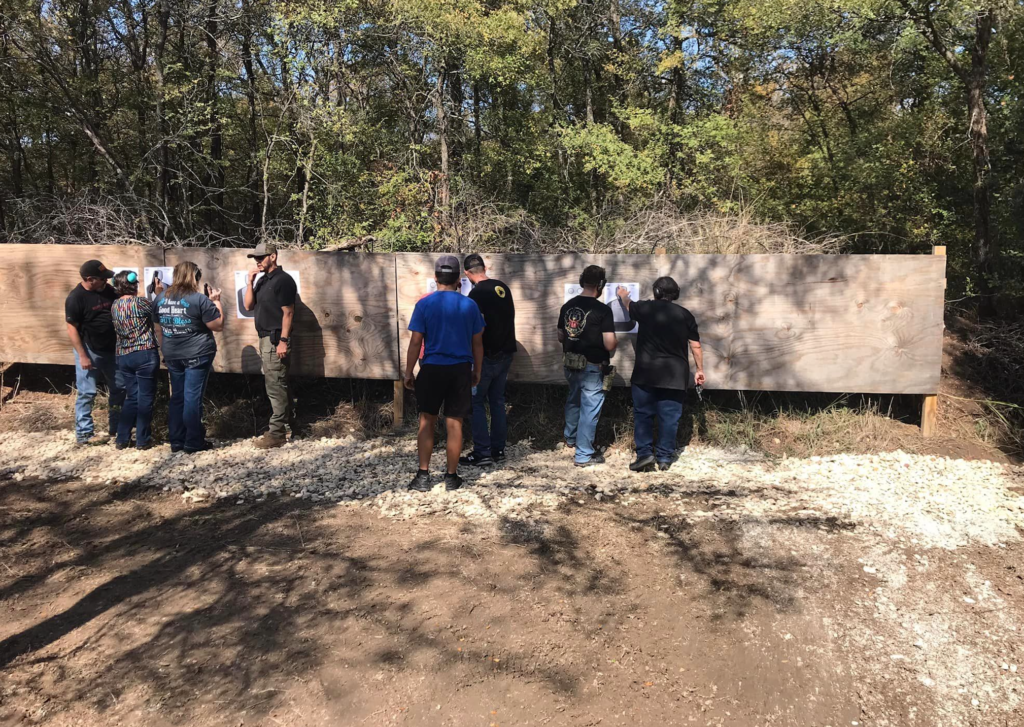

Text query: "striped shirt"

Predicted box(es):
[111, 297, 158, 357]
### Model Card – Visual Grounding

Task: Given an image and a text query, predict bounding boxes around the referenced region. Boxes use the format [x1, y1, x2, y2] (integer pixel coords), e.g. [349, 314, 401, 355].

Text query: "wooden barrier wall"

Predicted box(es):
[0, 245, 946, 395]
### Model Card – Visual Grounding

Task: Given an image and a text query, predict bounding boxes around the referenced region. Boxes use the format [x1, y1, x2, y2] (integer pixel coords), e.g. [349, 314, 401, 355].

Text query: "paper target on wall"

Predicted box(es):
[143, 267, 174, 301]
[426, 277, 472, 296]
[604, 282, 639, 333]
[563, 283, 584, 302]
[234, 270, 302, 319]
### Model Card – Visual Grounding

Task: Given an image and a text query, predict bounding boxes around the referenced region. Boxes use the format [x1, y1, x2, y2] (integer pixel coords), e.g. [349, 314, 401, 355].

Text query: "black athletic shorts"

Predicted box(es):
[415, 362, 472, 418]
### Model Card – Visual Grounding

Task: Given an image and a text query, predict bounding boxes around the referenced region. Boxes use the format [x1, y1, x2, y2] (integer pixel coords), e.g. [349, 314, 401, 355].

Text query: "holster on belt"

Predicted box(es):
[563, 352, 588, 371]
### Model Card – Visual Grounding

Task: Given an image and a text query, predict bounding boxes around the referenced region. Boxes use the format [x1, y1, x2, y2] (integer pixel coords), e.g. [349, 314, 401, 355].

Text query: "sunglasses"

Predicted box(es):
[253, 255, 269, 262]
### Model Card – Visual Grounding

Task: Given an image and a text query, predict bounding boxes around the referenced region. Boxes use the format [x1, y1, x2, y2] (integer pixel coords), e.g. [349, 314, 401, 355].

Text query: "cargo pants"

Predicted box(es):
[259, 336, 293, 438]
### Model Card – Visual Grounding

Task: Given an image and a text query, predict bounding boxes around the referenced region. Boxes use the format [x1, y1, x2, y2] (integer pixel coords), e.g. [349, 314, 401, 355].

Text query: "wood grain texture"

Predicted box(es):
[397, 253, 945, 394]
[162, 248, 398, 379]
[0, 244, 164, 365]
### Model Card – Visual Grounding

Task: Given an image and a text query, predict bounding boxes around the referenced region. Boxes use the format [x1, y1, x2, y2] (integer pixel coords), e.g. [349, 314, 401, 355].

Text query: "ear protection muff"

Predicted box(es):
[652, 281, 663, 299]
[127, 272, 138, 284]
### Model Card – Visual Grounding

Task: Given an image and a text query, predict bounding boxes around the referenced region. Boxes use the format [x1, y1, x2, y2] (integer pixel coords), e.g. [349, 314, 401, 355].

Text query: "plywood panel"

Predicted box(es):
[163, 248, 398, 379]
[397, 253, 945, 394]
[0, 244, 164, 365]
[663, 254, 946, 394]
[396, 253, 663, 386]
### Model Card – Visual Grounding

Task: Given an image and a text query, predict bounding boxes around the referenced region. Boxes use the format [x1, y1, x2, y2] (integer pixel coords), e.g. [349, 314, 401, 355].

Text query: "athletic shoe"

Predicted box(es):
[409, 470, 433, 492]
[444, 473, 463, 491]
[184, 440, 214, 454]
[574, 454, 605, 468]
[137, 442, 154, 451]
[115, 440, 133, 451]
[629, 455, 656, 472]
[493, 450, 506, 462]
[75, 434, 109, 447]
[657, 461, 672, 472]
[459, 452, 494, 467]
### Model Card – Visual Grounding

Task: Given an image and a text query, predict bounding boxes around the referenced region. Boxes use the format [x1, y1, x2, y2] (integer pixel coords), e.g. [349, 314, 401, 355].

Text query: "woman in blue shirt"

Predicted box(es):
[153, 262, 224, 453]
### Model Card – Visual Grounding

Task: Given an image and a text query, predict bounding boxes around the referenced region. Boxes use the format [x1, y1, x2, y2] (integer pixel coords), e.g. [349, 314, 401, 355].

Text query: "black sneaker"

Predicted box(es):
[115, 440, 133, 451]
[657, 461, 672, 471]
[459, 452, 494, 467]
[574, 454, 605, 468]
[409, 470, 433, 492]
[629, 455, 656, 472]
[184, 440, 214, 454]
[444, 472, 463, 491]
[493, 450, 506, 462]
[137, 441, 154, 451]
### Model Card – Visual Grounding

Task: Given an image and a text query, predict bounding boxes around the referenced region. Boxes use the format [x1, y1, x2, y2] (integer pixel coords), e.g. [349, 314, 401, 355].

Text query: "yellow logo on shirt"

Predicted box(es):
[496, 286, 506, 299]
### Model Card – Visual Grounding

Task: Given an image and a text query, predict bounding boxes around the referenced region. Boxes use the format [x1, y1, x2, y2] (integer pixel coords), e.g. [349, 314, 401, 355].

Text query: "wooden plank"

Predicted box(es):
[663, 254, 947, 394]
[920, 245, 946, 435]
[397, 252, 946, 394]
[0, 244, 164, 366]
[163, 248, 399, 379]
[396, 253, 663, 386]
[392, 379, 405, 429]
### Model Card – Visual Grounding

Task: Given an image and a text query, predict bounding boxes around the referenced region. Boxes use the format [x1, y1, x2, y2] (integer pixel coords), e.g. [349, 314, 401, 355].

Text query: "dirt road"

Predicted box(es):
[2, 435, 1023, 726]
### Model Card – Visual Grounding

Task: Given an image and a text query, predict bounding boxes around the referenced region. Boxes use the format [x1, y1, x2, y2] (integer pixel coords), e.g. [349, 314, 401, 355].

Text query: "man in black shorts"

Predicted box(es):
[404, 255, 485, 492]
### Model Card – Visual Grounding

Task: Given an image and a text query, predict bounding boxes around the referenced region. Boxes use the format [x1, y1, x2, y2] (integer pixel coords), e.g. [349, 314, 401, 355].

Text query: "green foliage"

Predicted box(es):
[0, 0, 1021, 308]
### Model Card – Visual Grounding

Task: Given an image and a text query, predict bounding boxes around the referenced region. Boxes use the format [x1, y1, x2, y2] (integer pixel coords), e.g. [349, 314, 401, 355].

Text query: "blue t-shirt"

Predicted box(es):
[153, 291, 220, 361]
[409, 291, 485, 365]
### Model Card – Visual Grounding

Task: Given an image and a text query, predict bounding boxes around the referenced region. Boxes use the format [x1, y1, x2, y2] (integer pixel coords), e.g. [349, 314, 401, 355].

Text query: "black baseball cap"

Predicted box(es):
[80, 260, 114, 280]
[463, 253, 485, 271]
[435, 255, 460, 275]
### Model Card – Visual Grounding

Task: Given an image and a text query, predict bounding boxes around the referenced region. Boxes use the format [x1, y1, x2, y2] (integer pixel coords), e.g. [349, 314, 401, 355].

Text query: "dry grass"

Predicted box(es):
[446, 198, 841, 256]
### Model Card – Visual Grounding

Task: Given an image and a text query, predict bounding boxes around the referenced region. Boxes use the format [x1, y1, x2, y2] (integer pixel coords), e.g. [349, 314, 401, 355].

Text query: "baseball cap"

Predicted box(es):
[79, 260, 113, 280]
[247, 241, 278, 258]
[463, 253, 485, 271]
[435, 255, 460, 275]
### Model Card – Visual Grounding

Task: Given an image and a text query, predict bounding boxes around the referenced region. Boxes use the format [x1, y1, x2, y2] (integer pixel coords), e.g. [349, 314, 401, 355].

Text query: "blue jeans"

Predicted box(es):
[632, 384, 685, 462]
[471, 353, 513, 456]
[116, 348, 160, 447]
[564, 364, 606, 463]
[74, 347, 125, 442]
[166, 355, 214, 451]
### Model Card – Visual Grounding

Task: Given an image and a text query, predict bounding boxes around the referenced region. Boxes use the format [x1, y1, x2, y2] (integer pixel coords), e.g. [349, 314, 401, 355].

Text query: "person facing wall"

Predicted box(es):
[65, 259, 125, 446]
[615, 276, 704, 471]
[153, 261, 223, 453]
[404, 255, 485, 493]
[558, 264, 617, 467]
[110, 270, 160, 450]
[459, 253, 516, 467]
[243, 242, 298, 448]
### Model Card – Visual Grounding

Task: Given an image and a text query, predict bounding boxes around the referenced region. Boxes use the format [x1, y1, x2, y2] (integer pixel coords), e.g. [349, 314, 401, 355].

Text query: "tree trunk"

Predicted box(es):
[434, 69, 450, 222]
[205, 0, 224, 229]
[240, 0, 261, 231]
[154, 0, 172, 236]
[967, 10, 996, 316]
[473, 81, 482, 180]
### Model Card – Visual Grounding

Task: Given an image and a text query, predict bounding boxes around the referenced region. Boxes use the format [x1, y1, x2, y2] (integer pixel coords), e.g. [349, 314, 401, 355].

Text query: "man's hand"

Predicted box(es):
[616, 285, 630, 301]
[472, 368, 482, 387]
[404, 373, 415, 390]
[695, 369, 706, 386]
[79, 355, 93, 371]
[247, 268, 260, 285]
[276, 341, 288, 360]
[208, 287, 222, 302]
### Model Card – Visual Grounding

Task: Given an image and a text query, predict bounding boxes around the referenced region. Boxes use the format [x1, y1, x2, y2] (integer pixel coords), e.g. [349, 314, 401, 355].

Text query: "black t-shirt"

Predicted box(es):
[629, 299, 700, 390]
[468, 278, 517, 357]
[65, 283, 118, 353]
[558, 295, 615, 364]
[252, 268, 297, 338]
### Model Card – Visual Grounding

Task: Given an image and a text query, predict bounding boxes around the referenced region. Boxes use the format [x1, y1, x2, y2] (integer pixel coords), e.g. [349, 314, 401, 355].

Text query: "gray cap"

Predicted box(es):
[247, 241, 278, 258]
[435, 255, 460, 275]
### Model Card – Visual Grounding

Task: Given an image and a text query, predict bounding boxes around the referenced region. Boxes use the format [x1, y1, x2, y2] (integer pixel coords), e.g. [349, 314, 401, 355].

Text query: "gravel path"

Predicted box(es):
[2, 432, 1022, 550]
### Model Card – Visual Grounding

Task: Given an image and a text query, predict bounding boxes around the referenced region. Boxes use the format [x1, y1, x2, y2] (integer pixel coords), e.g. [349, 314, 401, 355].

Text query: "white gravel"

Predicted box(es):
[1, 431, 1022, 550]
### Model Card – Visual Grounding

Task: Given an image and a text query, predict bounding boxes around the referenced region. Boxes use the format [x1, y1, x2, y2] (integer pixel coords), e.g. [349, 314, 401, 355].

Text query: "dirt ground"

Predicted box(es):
[2, 465, 1023, 727]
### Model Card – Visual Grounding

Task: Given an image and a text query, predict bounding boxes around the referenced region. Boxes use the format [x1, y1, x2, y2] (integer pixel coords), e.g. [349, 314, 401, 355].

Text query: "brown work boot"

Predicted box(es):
[253, 432, 286, 449]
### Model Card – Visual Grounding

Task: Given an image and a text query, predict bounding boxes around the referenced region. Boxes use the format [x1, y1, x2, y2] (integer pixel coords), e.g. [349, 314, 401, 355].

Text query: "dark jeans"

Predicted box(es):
[166, 355, 214, 451]
[470, 352, 513, 456]
[116, 348, 160, 447]
[74, 347, 125, 442]
[631, 384, 685, 462]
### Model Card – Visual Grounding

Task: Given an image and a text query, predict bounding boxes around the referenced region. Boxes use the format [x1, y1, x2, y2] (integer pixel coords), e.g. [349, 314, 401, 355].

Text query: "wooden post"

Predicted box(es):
[921, 245, 945, 437]
[393, 379, 405, 430]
